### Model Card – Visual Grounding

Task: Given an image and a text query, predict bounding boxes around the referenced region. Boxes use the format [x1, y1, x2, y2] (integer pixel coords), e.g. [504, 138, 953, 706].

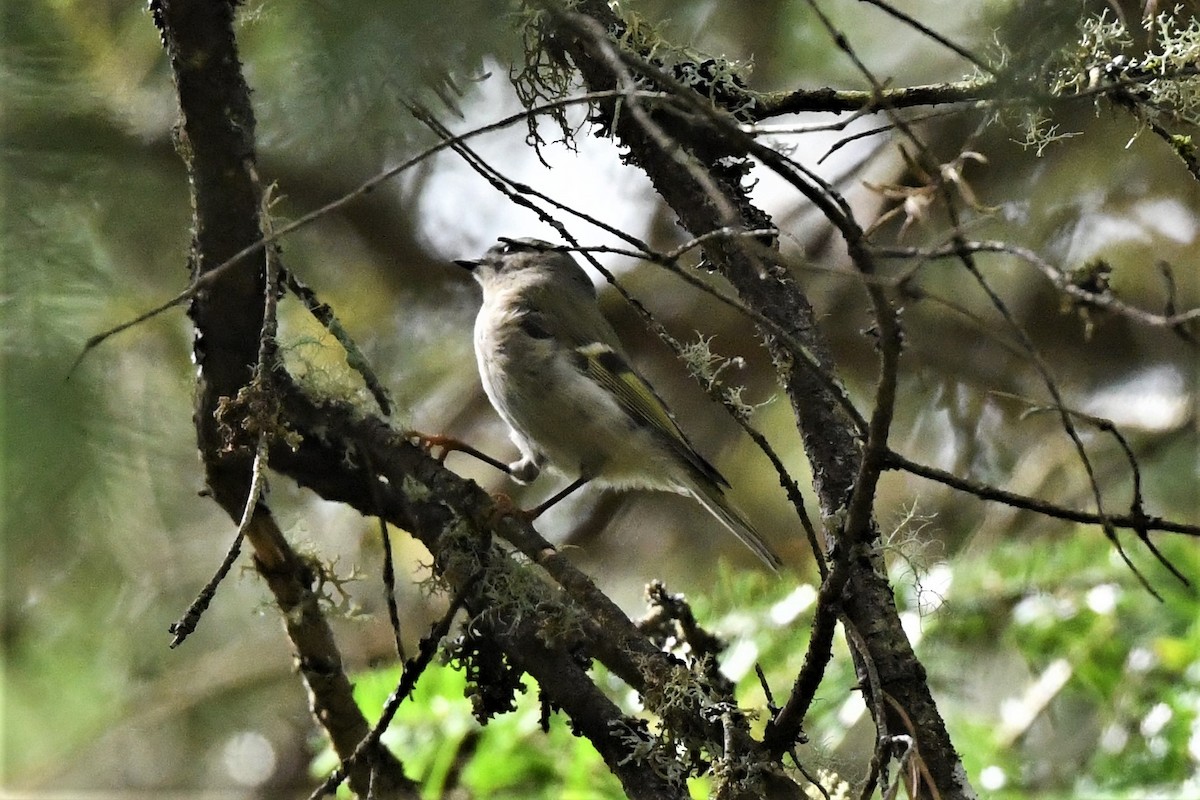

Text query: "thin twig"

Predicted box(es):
[361, 442, 407, 660]
[873, 240, 1200, 330]
[308, 577, 477, 800]
[283, 270, 395, 416]
[988, 390, 1187, 590]
[763, 556, 851, 755]
[959, 251, 1161, 599]
[816, 103, 990, 164]
[843, 618, 890, 800]
[855, 0, 994, 75]
[885, 449, 1200, 538]
[750, 79, 997, 121]
[378, 516, 406, 660]
[68, 90, 673, 372]
[756, 663, 830, 796]
[882, 695, 940, 800]
[169, 180, 283, 647]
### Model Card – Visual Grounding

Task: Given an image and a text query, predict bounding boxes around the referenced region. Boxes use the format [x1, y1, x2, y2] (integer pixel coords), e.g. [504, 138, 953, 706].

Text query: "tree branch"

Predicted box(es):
[538, 3, 973, 796]
[153, 2, 411, 796]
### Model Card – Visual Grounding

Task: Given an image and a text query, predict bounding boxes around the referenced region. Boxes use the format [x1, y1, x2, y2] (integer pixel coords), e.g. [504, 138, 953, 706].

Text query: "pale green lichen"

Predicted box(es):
[1021, 6, 1200, 154]
[280, 334, 380, 414]
[277, 549, 367, 621]
[1014, 108, 1083, 156]
[610, 718, 691, 787]
[680, 334, 743, 388]
[510, 0, 759, 156]
[802, 768, 852, 800]
[629, 652, 772, 786]
[679, 333, 770, 422]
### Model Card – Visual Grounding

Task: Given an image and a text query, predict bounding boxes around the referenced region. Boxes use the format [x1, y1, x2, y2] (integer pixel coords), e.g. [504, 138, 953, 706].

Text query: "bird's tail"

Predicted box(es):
[684, 476, 783, 573]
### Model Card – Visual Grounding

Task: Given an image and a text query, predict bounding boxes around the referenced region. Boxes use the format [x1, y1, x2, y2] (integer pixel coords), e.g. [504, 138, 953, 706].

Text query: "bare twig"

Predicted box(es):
[282, 270, 395, 416]
[169, 180, 283, 647]
[69, 90, 673, 371]
[958, 250, 1162, 598]
[763, 555, 851, 755]
[856, 0, 994, 75]
[378, 516, 406, 660]
[308, 577, 477, 799]
[885, 449, 1200, 539]
[992, 391, 1190, 589]
[360, 443, 407, 660]
[882, 695, 940, 800]
[873, 240, 1200, 331]
[844, 618, 890, 800]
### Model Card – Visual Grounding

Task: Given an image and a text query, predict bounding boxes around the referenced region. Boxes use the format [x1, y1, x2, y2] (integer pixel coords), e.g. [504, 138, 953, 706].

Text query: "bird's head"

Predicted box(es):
[455, 238, 593, 296]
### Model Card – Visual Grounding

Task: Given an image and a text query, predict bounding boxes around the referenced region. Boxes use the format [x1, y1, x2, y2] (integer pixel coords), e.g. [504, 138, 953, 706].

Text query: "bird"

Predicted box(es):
[454, 237, 782, 572]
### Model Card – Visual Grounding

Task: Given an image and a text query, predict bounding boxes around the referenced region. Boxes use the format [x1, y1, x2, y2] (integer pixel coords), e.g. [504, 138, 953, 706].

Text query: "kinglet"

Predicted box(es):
[455, 238, 782, 572]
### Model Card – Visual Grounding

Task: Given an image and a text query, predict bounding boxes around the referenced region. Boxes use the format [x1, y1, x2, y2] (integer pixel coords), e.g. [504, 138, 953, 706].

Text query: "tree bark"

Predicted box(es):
[539, 3, 973, 797]
[153, 2, 415, 796]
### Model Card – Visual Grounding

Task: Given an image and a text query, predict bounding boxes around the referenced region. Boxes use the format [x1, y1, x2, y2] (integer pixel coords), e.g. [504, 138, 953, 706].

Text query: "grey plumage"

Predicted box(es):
[457, 238, 782, 572]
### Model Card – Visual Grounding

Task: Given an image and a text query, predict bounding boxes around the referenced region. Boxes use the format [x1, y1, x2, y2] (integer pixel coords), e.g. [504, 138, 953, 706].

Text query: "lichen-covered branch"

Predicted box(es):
[153, 2, 413, 796]
[153, 2, 792, 795]
[533, 2, 973, 797]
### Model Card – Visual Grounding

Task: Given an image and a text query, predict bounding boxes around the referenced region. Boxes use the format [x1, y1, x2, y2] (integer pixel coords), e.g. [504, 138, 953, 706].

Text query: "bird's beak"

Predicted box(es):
[454, 258, 481, 271]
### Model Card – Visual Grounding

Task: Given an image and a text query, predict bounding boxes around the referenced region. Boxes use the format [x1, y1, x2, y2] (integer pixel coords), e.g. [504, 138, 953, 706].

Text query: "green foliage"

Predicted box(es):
[315, 662, 624, 799]
[916, 534, 1200, 798]
[334, 537, 1200, 798]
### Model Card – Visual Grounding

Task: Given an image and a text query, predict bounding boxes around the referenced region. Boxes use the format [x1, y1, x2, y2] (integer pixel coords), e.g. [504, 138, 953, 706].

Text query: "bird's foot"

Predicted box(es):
[486, 492, 559, 564]
[405, 431, 512, 474]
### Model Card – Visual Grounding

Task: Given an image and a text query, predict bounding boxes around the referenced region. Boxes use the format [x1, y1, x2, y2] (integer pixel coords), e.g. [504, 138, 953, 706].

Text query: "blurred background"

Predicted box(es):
[3, 0, 1198, 797]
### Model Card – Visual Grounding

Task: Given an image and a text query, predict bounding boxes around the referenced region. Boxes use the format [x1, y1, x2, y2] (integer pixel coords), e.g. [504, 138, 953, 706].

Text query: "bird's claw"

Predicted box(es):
[405, 432, 515, 476]
[489, 492, 546, 525]
[406, 431, 461, 464]
[485, 493, 559, 563]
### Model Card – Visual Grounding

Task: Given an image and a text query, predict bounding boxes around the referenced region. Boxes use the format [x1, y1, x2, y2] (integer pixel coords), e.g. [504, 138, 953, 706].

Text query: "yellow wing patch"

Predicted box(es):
[574, 342, 729, 488]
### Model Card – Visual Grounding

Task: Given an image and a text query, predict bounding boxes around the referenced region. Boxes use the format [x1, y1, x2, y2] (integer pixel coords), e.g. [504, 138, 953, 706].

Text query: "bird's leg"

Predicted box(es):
[527, 476, 589, 519]
[405, 431, 512, 475]
[507, 454, 542, 484]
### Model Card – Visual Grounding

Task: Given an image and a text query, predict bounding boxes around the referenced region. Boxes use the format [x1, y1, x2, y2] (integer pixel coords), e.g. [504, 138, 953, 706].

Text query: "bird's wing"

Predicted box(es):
[572, 341, 730, 489]
[517, 286, 729, 489]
